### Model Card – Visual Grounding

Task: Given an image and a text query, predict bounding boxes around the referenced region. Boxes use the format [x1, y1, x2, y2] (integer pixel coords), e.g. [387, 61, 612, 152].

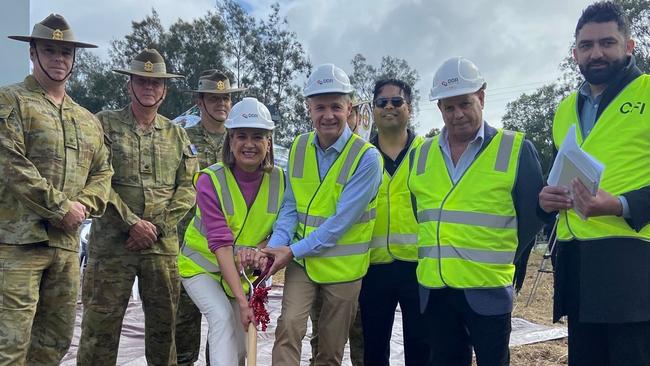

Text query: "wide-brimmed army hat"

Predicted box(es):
[9, 13, 97, 48]
[187, 69, 247, 94]
[113, 48, 184, 79]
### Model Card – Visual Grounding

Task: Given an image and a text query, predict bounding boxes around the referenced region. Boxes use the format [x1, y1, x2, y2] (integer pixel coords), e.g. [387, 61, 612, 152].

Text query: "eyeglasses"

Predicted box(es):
[373, 96, 406, 108]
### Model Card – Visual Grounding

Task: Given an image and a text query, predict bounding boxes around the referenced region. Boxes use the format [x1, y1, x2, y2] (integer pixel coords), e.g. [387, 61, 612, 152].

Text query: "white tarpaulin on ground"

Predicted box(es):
[62, 286, 567, 365]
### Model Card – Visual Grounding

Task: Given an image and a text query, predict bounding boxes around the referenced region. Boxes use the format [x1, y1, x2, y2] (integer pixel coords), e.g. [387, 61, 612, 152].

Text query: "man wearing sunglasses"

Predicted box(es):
[359, 79, 432, 365]
[409, 57, 544, 366]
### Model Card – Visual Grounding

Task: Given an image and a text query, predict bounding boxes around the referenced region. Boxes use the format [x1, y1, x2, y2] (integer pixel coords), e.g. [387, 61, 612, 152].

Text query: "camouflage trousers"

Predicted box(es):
[176, 285, 205, 366]
[77, 253, 180, 366]
[0, 243, 79, 366]
[310, 285, 364, 366]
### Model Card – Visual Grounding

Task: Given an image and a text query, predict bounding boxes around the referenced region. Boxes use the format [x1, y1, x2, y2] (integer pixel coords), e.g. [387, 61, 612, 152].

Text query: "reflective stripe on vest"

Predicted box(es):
[181, 244, 220, 272]
[315, 242, 370, 257]
[370, 233, 418, 248]
[552, 75, 650, 242]
[288, 132, 376, 283]
[409, 129, 522, 289]
[417, 208, 517, 229]
[418, 246, 515, 265]
[297, 208, 376, 228]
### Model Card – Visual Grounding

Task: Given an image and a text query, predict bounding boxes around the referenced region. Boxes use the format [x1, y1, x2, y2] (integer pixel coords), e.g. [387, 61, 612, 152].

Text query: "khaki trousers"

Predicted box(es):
[272, 261, 361, 366]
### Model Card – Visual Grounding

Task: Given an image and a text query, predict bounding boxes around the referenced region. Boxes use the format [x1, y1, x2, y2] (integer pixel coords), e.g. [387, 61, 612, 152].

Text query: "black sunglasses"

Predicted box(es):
[373, 96, 406, 108]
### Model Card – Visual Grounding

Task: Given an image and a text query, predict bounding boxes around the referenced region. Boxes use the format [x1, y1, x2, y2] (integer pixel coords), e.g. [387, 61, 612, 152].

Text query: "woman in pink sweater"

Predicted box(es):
[179, 98, 283, 366]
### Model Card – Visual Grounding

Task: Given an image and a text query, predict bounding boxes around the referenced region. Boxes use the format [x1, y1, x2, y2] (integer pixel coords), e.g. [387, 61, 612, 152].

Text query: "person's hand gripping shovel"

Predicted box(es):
[241, 257, 274, 365]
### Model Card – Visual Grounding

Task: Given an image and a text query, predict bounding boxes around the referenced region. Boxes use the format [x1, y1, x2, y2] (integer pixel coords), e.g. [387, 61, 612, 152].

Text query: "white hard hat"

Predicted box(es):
[224, 97, 274, 130]
[303, 63, 354, 97]
[429, 57, 487, 101]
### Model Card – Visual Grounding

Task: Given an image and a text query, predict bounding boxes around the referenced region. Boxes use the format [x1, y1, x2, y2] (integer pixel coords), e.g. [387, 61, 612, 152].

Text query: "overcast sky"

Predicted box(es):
[30, 0, 595, 135]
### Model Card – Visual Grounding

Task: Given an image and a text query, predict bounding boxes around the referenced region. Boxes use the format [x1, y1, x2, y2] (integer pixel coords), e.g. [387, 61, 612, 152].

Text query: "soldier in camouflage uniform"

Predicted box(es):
[77, 48, 198, 366]
[0, 14, 113, 366]
[176, 70, 247, 366]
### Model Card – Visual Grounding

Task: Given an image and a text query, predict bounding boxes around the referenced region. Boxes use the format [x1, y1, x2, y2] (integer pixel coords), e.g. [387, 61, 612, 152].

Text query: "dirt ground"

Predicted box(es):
[510, 250, 568, 366]
[274, 248, 569, 366]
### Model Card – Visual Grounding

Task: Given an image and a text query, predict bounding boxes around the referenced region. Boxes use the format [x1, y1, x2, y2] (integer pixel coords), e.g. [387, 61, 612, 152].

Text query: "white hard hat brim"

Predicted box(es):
[429, 84, 486, 101]
[224, 120, 275, 130]
[303, 88, 353, 98]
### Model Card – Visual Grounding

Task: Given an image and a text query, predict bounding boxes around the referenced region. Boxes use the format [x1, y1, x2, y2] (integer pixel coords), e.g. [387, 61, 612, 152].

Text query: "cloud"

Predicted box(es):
[276, 0, 592, 132]
[31, 0, 593, 133]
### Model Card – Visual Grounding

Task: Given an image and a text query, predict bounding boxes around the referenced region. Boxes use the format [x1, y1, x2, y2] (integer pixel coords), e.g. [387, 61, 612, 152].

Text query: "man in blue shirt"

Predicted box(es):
[263, 64, 382, 365]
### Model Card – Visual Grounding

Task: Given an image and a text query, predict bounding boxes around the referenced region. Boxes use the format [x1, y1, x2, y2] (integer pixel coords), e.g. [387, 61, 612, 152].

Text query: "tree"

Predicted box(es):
[245, 3, 312, 146]
[218, 0, 259, 88]
[66, 3, 311, 144]
[67, 50, 128, 113]
[615, 0, 650, 71]
[502, 83, 572, 174]
[425, 127, 441, 138]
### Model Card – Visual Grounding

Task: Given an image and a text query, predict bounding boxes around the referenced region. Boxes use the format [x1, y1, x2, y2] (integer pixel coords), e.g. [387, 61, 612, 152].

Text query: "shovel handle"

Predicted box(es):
[247, 322, 257, 366]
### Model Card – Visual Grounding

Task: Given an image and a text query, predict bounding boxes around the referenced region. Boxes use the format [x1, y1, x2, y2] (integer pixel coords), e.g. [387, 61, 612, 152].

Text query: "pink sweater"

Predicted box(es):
[195, 166, 263, 252]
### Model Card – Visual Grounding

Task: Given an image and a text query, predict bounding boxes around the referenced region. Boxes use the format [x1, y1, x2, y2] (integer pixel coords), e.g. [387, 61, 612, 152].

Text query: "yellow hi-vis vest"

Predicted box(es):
[178, 163, 285, 297]
[552, 75, 650, 242]
[409, 130, 523, 289]
[369, 135, 424, 264]
[289, 132, 378, 284]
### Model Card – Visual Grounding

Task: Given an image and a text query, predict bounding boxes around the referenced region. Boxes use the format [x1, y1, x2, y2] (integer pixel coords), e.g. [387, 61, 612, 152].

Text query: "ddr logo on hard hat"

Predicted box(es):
[241, 113, 259, 118]
[316, 78, 333, 85]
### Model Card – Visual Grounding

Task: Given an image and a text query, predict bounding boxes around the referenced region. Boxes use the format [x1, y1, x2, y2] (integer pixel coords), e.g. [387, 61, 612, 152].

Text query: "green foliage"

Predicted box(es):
[66, 3, 311, 147]
[243, 3, 312, 146]
[425, 127, 441, 138]
[502, 83, 572, 174]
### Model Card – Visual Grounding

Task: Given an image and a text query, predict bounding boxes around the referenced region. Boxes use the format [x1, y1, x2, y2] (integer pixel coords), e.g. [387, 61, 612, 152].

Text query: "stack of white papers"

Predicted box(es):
[548, 125, 605, 219]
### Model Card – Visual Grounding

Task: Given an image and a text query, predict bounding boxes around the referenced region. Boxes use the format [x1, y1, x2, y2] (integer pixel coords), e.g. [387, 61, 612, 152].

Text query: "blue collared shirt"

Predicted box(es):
[578, 82, 630, 217]
[578, 81, 603, 138]
[439, 122, 485, 181]
[268, 125, 383, 259]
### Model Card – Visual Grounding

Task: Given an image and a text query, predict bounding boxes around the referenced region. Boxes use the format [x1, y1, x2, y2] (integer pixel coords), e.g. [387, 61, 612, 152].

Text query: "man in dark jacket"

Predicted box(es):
[540, 2, 650, 365]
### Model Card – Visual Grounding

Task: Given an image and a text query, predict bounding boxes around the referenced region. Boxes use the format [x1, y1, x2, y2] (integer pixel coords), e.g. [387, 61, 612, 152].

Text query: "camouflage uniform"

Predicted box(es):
[0, 75, 112, 365]
[176, 123, 224, 366]
[77, 105, 198, 366]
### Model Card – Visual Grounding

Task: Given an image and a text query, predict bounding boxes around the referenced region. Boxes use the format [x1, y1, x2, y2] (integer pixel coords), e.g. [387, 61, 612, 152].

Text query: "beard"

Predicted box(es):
[579, 56, 628, 85]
